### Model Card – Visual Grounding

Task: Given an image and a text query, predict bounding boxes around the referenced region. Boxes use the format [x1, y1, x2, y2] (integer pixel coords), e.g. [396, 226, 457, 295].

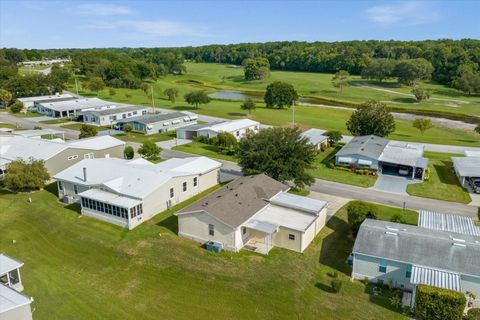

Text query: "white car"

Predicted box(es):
[398, 166, 409, 176]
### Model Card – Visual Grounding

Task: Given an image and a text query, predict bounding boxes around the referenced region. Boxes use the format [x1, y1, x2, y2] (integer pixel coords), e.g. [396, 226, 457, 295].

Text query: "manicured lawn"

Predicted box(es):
[308, 146, 378, 188]
[0, 123, 18, 129]
[172, 141, 237, 162]
[115, 131, 175, 144]
[39, 118, 70, 124]
[0, 185, 410, 320]
[70, 68, 480, 147]
[60, 123, 111, 131]
[9, 111, 42, 118]
[407, 152, 472, 204]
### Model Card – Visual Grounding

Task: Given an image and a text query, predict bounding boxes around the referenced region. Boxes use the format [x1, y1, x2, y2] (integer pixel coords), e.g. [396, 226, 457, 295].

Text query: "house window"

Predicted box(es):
[288, 234, 295, 240]
[74, 185, 78, 194]
[170, 187, 174, 198]
[242, 227, 246, 235]
[236, 131, 240, 137]
[193, 177, 198, 187]
[84, 153, 94, 159]
[122, 114, 126, 119]
[208, 224, 214, 236]
[406, 265, 412, 278]
[58, 181, 63, 191]
[379, 260, 387, 273]
[183, 182, 187, 192]
[133, 111, 137, 115]
[67, 155, 78, 160]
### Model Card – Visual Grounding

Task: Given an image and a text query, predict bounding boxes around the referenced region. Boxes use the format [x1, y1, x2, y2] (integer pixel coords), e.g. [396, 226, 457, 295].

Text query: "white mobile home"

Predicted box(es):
[452, 151, 480, 193]
[176, 174, 328, 254]
[81, 106, 148, 126]
[35, 97, 115, 118]
[54, 157, 221, 229]
[116, 111, 198, 135]
[176, 119, 259, 140]
[17, 93, 76, 111]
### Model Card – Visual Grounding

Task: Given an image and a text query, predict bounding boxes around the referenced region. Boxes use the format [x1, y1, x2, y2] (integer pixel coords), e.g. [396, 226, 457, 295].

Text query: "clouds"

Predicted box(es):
[70, 3, 133, 16]
[366, 1, 441, 25]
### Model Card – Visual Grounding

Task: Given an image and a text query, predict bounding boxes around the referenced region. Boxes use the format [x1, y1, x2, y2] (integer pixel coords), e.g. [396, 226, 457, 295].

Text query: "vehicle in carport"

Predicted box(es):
[398, 166, 410, 176]
[468, 177, 480, 193]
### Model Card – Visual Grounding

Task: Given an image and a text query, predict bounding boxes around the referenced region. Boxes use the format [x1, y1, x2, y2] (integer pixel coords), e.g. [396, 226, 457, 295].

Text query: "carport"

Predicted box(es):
[379, 157, 427, 180]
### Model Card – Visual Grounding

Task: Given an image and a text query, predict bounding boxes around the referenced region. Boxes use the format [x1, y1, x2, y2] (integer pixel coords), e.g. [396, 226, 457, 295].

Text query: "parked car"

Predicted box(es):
[468, 177, 480, 194]
[398, 166, 410, 176]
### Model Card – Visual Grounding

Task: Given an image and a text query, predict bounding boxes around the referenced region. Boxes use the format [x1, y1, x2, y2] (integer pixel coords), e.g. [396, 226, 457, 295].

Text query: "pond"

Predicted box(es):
[208, 90, 262, 101]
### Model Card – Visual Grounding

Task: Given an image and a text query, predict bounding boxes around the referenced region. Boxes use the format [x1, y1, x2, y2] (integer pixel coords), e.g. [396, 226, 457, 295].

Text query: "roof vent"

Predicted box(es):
[451, 237, 465, 243]
[385, 231, 398, 236]
[387, 227, 399, 231]
[452, 242, 466, 248]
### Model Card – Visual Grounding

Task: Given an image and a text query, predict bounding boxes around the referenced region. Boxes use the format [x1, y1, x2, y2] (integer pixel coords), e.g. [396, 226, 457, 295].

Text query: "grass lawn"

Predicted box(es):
[308, 147, 378, 188]
[60, 123, 111, 131]
[39, 118, 71, 124]
[0, 123, 19, 129]
[172, 141, 237, 162]
[9, 111, 42, 118]
[70, 65, 480, 148]
[407, 152, 472, 204]
[115, 131, 175, 144]
[0, 184, 412, 320]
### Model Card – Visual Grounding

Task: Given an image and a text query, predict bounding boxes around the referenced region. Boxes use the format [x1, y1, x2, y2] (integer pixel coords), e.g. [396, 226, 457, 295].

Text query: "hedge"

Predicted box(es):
[415, 284, 466, 320]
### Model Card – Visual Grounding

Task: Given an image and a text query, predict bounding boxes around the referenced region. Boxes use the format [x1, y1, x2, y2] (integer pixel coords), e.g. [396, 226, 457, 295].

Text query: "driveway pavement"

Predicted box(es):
[308, 191, 350, 220]
[372, 174, 420, 195]
[156, 138, 192, 150]
[24, 116, 54, 122]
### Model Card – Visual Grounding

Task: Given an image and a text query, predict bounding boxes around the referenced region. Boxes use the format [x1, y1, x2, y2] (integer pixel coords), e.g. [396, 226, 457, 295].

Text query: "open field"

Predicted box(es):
[407, 152, 472, 204]
[0, 184, 416, 320]
[68, 63, 480, 147]
[309, 147, 378, 188]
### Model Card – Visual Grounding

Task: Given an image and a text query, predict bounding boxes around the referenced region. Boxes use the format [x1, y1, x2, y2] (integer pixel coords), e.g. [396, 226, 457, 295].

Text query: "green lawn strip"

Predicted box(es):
[39, 118, 70, 124]
[0, 186, 408, 320]
[309, 147, 377, 188]
[0, 123, 18, 129]
[9, 111, 42, 118]
[172, 141, 237, 162]
[407, 152, 472, 204]
[114, 131, 175, 144]
[60, 123, 111, 131]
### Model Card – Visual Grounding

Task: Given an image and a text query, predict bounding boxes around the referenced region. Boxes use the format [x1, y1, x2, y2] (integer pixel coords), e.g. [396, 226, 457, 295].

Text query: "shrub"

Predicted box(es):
[466, 308, 480, 320]
[109, 88, 116, 96]
[215, 132, 238, 148]
[415, 284, 466, 320]
[123, 124, 133, 134]
[331, 279, 343, 293]
[347, 201, 378, 236]
[4, 159, 50, 192]
[193, 135, 210, 144]
[9, 101, 23, 113]
[123, 146, 134, 160]
[326, 162, 335, 169]
[390, 294, 402, 309]
[79, 124, 97, 139]
[390, 214, 405, 223]
[138, 141, 161, 160]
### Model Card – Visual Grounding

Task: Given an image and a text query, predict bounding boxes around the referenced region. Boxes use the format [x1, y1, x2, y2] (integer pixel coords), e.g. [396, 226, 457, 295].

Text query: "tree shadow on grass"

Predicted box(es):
[319, 215, 353, 276]
[44, 183, 58, 197]
[227, 112, 248, 117]
[392, 97, 417, 104]
[65, 203, 81, 215]
[315, 282, 334, 293]
[433, 161, 458, 185]
[170, 105, 199, 112]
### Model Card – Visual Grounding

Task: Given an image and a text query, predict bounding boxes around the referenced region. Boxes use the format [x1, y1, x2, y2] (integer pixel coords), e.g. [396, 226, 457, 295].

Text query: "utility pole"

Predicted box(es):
[151, 86, 155, 113]
[74, 77, 79, 95]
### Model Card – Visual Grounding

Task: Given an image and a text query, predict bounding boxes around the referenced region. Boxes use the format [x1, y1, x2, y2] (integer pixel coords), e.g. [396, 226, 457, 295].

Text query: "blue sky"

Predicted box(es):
[1, 0, 479, 49]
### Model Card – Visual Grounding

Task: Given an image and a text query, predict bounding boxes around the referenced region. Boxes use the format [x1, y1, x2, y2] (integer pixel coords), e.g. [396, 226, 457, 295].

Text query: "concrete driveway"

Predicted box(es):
[372, 174, 420, 195]
[24, 116, 54, 122]
[308, 191, 351, 220]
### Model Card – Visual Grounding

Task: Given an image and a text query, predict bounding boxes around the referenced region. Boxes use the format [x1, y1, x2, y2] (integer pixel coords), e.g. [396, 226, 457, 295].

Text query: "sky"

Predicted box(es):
[0, 0, 479, 49]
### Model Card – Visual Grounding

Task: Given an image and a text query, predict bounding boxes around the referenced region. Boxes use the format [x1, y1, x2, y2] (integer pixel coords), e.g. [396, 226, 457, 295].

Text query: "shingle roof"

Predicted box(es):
[336, 135, 389, 160]
[177, 174, 288, 228]
[353, 219, 480, 277]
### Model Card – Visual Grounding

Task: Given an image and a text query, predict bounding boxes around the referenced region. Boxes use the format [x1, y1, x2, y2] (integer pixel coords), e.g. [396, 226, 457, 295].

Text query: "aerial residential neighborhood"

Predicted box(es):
[0, 1, 479, 320]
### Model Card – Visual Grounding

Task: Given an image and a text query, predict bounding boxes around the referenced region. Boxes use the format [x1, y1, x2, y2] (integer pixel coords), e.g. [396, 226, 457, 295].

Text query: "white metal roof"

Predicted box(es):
[0, 254, 23, 275]
[0, 284, 32, 314]
[17, 93, 74, 103]
[54, 157, 221, 199]
[418, 210, 480, 236]
[452, 156, 480, 177]
[410, 265, 461, 291]
[465, 150, 480, 157]
[37, 98, 113, 112]
[252, 204, 318, 232]
[269, 192, 327, 215]
[379, 141, 425, 167]
[243, 219, 278, 234]
[0, 135, 125, 168]
[79, 189, 142, 208]
[199, 119, 259, 133]
[301, 128, 328, 146]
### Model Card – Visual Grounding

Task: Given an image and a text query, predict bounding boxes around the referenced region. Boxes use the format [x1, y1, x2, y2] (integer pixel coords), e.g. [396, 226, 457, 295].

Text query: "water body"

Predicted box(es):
[208, 90, 261, 101]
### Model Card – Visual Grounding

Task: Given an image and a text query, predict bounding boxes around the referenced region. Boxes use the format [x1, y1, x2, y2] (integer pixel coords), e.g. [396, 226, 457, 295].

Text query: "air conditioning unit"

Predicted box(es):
[166, 200, 172, 209]
[62, 195, 75, 204]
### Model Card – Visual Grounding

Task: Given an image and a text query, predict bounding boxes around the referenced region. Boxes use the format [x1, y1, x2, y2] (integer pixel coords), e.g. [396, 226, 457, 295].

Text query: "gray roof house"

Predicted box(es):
[176, 174, 329, 254]
[17, 93, 76, 110]
[35, 97, 115, 118]
[352, 212, 480, 307]
[301, 128, 328, 150]
[116, 111, 198, 135]
[335, 135, 428, 180]
[176, 119, 259, 140]
[0, 254, 33, 320]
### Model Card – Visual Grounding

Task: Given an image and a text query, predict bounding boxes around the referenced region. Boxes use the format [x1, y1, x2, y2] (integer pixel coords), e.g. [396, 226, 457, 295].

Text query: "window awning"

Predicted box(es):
[338, 156, 353, 163]
[172, 120, 181, 124]
[79, 189, 141, 208]
[244, 219, 278, 234]
[183, 117, 190, 121]
[410, 265, 461, 291]
[163, 122, 170, 126]
[358, 159, 372, 166]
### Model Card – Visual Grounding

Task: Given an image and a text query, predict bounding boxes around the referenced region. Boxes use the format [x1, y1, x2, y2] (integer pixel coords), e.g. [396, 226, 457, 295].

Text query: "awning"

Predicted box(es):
[79, 189, 141, 208]
[172, 120, 181, 124]
[410, 265, 461, 291]
[338, 156, 353, 163]
[183, 117, 190, 121]
[163, 122, 170, 126]
[244, 219, 278, 234]
[189, 115, 198, 120]
[358, 159, 372, 166]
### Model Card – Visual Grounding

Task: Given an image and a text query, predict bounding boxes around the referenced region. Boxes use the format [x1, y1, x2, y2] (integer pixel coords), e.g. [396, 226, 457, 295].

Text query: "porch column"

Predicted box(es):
[6, 272, 10, 287]
[16, 267, 22, 287]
